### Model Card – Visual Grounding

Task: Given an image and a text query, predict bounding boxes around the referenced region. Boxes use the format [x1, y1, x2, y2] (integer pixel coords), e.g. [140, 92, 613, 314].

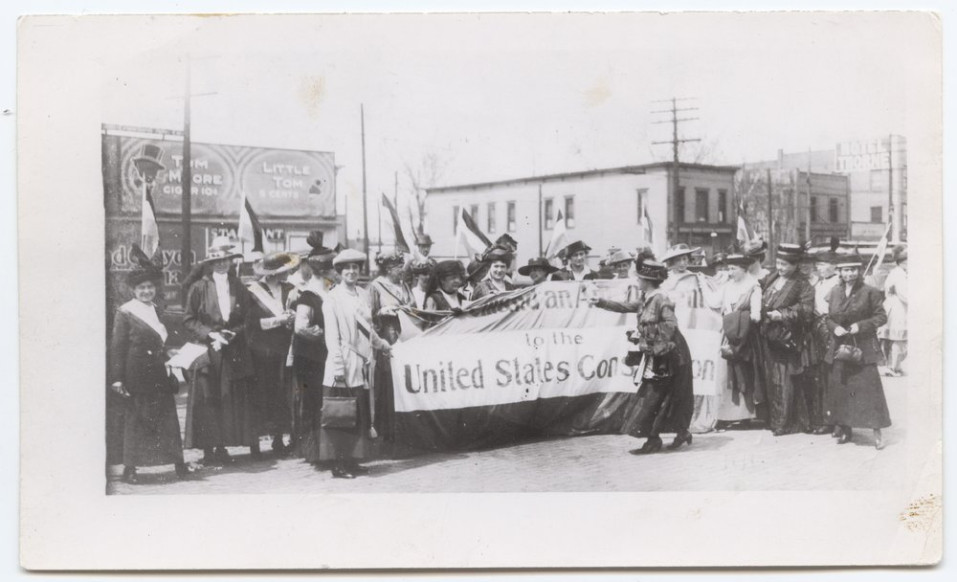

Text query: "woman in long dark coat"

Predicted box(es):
[825, 258, 891, 449]
[245, 252, 299, 455]
[291, 246, 336, 464]
[592, 259, 695, 454]
[183, 238, 258, 465]
[108, 262, 188, 484]
[757, 243, 815, 436]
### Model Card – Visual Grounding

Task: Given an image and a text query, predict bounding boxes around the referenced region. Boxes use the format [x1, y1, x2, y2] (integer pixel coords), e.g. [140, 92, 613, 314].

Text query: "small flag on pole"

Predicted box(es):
[864, 221, 893, 278]
[382, 193, 410, 254]
[545, 209, 568, 259]
[140, 188, 160, 258]
[640, 205, 654, 247]
[736, 199, 754, 247]
[455, 207, 492, 259]
[238, 194, 264, 253]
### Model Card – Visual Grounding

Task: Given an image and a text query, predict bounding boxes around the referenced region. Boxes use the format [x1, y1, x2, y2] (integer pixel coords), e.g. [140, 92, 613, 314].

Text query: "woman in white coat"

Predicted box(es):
[319, 249, 391, 478]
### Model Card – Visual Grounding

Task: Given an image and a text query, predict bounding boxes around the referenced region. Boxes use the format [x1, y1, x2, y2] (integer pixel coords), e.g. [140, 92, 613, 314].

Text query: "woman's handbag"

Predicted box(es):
[321, 396, 359, 429]
[833, 336, 864, 364]
[764, 321, 798, 352]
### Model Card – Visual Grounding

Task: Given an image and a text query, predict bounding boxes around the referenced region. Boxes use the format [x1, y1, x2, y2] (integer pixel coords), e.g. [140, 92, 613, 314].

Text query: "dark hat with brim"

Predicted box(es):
[776, 243, 805, 263]
[410, 259, 435, 276]
[661, 243, 700, 264]
[416, 233, 434, 246]
[635, 260, 669, 282]
[495, 234, 518, 250]
[127, 265, 163, 287]
[563, 240, 592, 257]
[254, 252, 301, 276]
[483, 245, 514, 265]
[435, 259, 466, 280]
[743, 239, 768, 258]
[835, 256, 864, 270]
[518, 257, 560, 276]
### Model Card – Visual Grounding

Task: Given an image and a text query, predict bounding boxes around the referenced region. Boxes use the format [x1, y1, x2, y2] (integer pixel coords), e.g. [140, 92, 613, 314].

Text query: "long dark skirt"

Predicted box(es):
[251, 351, 292, 437]
[762, 344, 811, 433]
[295, 356, 325, 463]
[122, 389, 184, 467]
[184, 361, 257, 449]
[799, 362, 830, 428]
[317, 385, 372, 463]
[622, 332, 695, 437]
[373, 351, 396, 443]
[825, 361, 891, 429]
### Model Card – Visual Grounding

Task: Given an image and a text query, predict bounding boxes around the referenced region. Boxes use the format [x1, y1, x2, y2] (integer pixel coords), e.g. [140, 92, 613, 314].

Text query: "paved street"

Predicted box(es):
[108, 376, 908, 495]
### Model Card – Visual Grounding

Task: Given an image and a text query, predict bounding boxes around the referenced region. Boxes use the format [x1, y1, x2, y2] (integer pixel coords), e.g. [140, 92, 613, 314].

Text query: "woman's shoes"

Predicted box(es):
[812, 426, 832, 435]
[836, 426, 852, 445]
[347, 462, 370, 475]
[331, 464, 355, 479]
[874, 429, 885, 450]
[121, 466, 138, 484]
[629, 436, 664, 455]
[668, 430, 693, 450]
[831, 426, 843, 438]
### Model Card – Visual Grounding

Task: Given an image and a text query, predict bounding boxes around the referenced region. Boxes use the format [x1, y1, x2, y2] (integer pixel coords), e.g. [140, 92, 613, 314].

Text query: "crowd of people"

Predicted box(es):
[107, 227, 907, 484]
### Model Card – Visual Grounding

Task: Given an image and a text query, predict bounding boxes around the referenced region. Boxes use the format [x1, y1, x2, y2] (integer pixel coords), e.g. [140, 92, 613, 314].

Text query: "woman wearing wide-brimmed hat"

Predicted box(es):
[108, 253, 189, 484]
[517, 257, 560, 286]
[245, 251, 300, 456]
[591, 259, 695, 455]
[878, 244, 908, 376]
[290, 235, 337, 464]
[320, 249, 390, 478]
[182, 236, 258, 465]
[757, 243, 815, 436]
[824, 257, 891, 449]
[369, 250, 414, 446]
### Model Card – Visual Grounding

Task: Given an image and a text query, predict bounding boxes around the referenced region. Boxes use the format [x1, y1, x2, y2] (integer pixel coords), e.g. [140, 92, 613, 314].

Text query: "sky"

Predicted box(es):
[97, 12, 936, 240]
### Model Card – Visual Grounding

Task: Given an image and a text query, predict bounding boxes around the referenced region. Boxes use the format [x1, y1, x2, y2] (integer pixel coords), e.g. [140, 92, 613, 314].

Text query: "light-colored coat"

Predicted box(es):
[321, 285, 388, 388]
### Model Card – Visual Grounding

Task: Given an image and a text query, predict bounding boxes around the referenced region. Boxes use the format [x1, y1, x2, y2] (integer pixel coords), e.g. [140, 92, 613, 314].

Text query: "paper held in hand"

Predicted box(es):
[165, 342, 208, 370]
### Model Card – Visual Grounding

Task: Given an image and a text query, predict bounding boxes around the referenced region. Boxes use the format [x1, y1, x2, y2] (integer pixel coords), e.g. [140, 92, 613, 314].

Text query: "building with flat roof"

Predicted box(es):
[424, 162, 739, 266]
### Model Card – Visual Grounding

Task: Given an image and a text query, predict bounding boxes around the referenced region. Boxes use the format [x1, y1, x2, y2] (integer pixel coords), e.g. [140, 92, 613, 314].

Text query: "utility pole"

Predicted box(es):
[537, 184, 543, 257]
[805, 149, 812, 244]
[766, 168, 775, 264]
[887, 134, 895, 243]
[360, 104, 370, 273]
[652, 97, 700, 247]
[181, 61, 193, 280]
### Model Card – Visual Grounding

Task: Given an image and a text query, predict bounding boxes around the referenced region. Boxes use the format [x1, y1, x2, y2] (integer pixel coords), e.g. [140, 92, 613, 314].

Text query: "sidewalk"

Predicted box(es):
[108, 376, 907, 495]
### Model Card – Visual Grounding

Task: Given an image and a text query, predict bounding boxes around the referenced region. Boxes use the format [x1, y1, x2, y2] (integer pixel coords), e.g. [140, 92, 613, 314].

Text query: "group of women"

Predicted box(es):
[107, 231, 901, 485]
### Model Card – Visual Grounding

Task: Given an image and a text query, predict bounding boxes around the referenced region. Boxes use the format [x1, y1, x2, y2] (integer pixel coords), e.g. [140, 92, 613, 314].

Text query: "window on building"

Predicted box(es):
[810, 196, 818, 223]
[717, 189, 728, 223]
[871, 206, 883, 223]
[470, 204, 479, 225]
[675, 187, 686, 224]
[564, 196, 575, 228]
[636, 188, 648, 224]
[487, 202, 496, 234]
[452, 205, 459, 234]
[829, 198, 839, 223]
[507, 201, 516, 233]
[544, 198, 554, 230]
[695, 188, 709, 222]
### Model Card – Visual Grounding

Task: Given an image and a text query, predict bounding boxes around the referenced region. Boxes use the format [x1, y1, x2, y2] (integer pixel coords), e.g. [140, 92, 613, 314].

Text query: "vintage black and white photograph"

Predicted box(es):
[17, 9, 944, 571]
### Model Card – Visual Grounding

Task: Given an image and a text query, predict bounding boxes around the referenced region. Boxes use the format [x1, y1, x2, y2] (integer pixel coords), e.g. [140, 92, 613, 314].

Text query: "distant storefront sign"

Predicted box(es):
[835, 138, 903, 172]
[103, 134, 336, 219]
[850, 221, 888, 239]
